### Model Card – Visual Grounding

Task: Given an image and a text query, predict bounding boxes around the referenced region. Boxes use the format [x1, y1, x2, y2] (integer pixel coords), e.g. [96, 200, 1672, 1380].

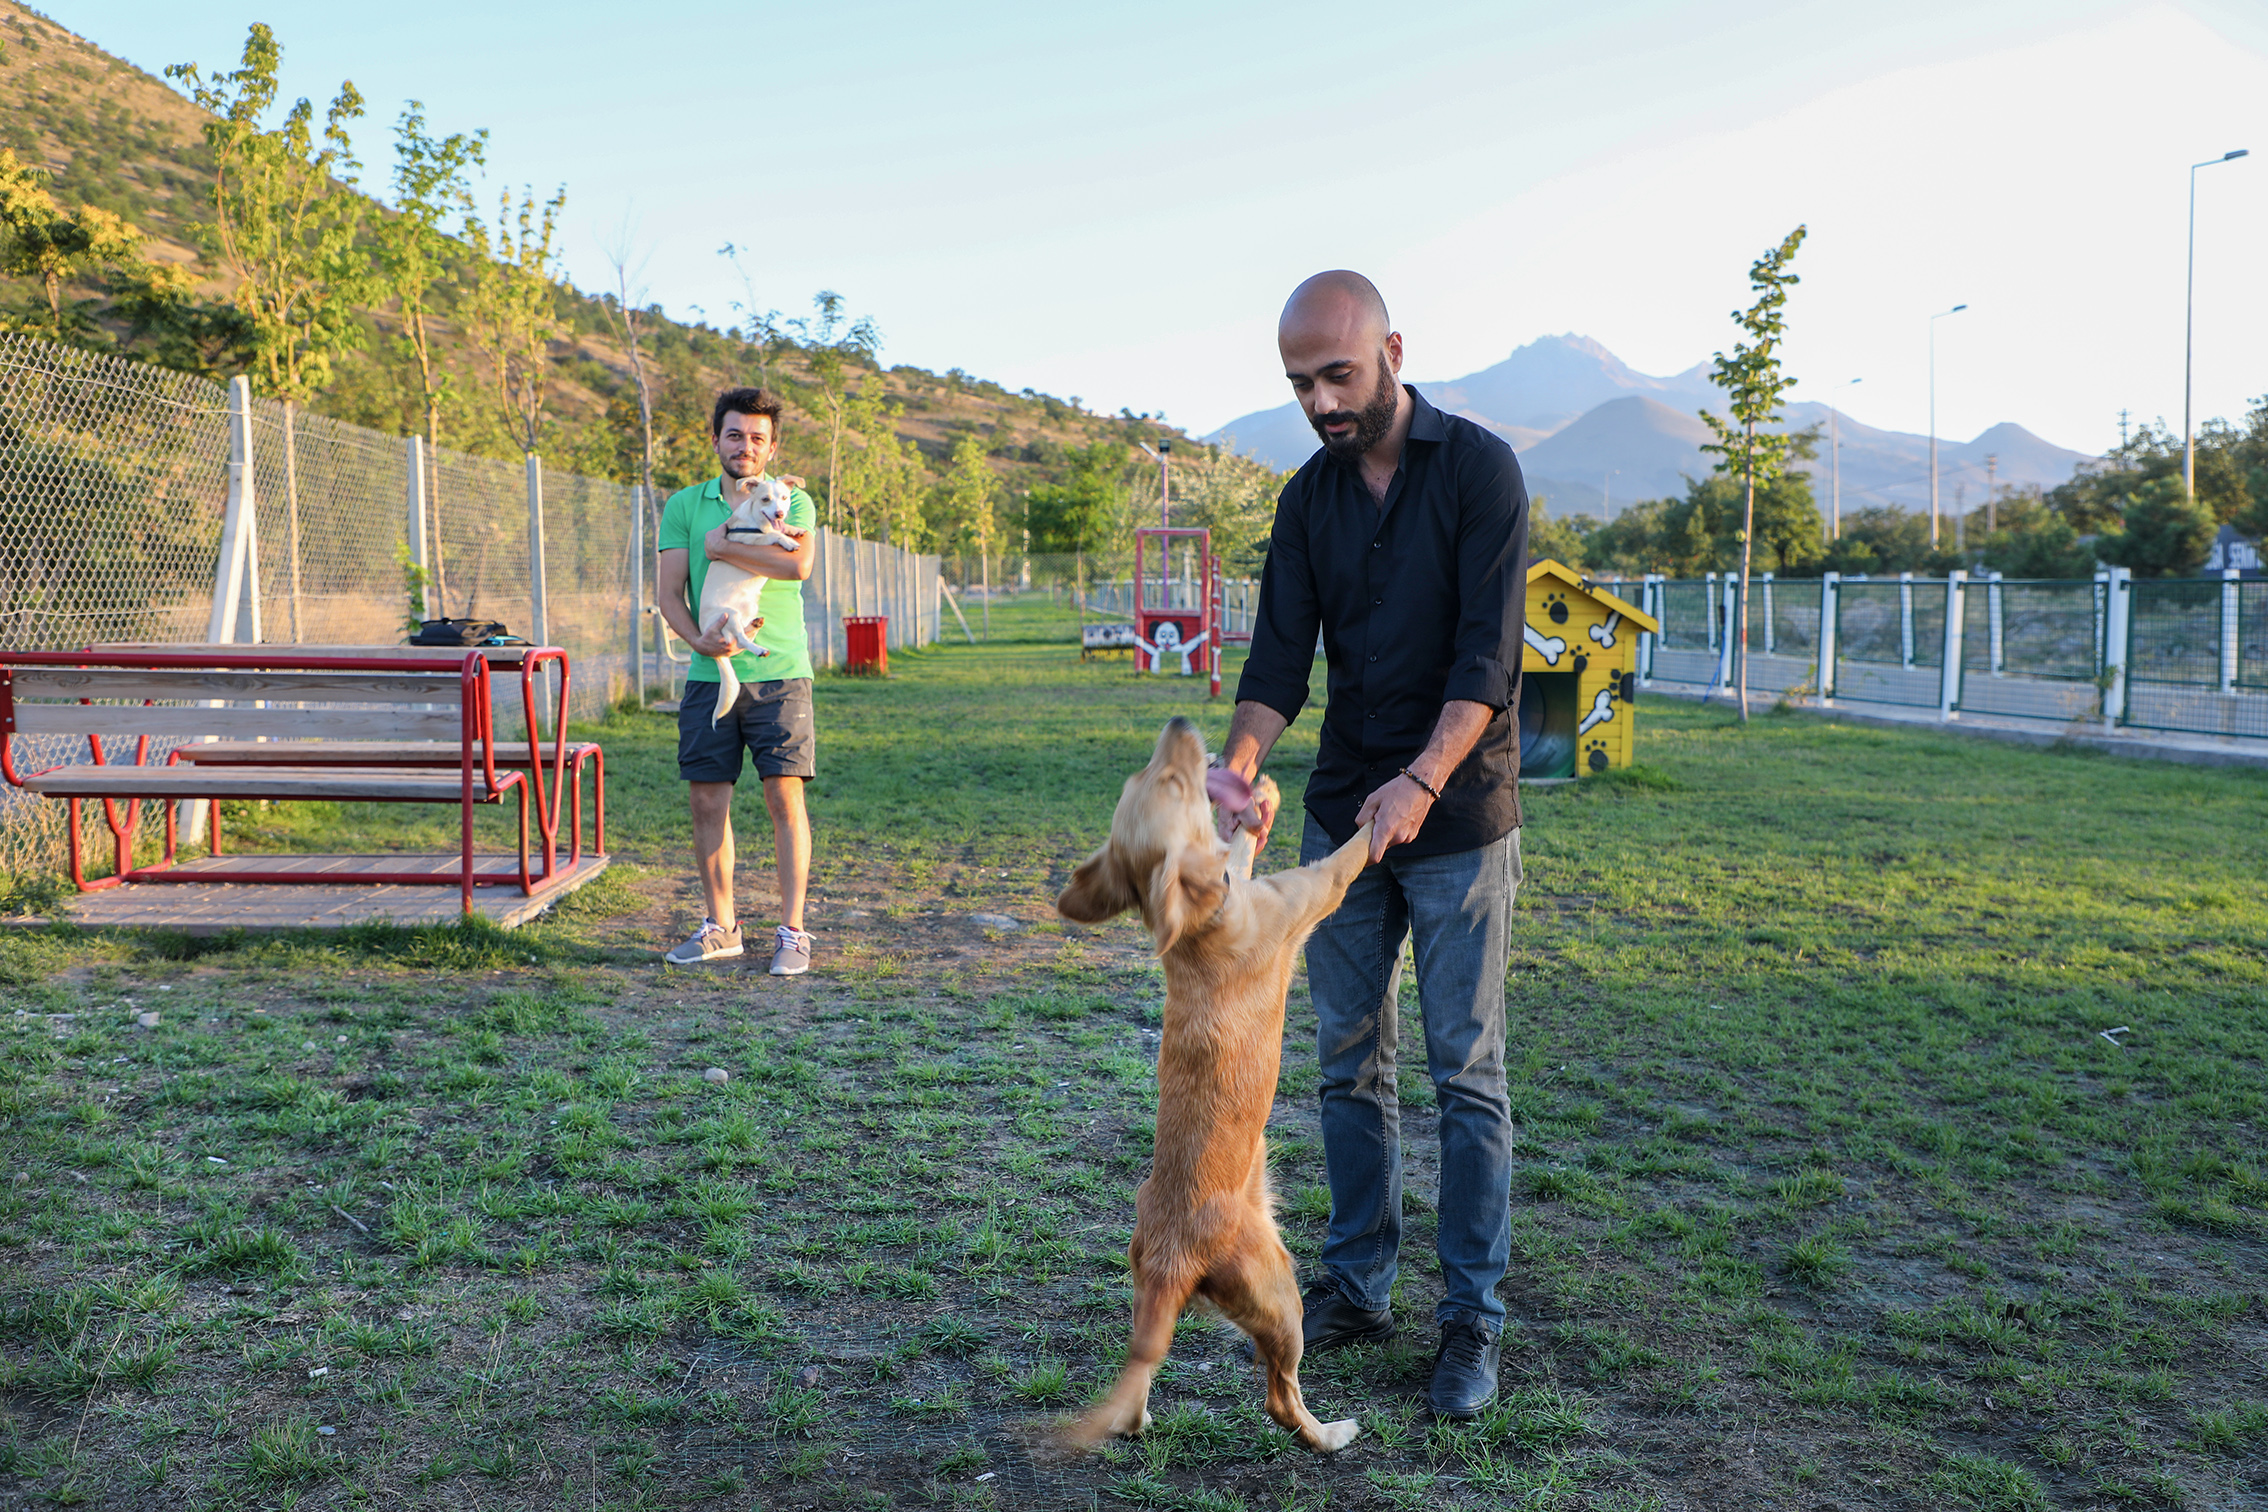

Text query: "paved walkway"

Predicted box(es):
[1643, 682, 2268, 770]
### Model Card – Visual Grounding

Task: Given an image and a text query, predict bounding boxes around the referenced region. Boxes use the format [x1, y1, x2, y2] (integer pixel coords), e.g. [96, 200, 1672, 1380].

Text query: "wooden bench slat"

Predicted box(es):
[180, 741, 597, 766]
[22, 765, 509, 801]
[12, 707, 467, 740]
[12, 669, 464, 703]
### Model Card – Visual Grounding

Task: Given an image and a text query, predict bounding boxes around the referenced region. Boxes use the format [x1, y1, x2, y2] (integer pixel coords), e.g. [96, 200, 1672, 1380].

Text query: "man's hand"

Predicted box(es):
[1216, 700, 1290, 847]
[1354, 773, 1433, 863]
[683, 620, 750, 659]
[1210, 767, 1278, 851]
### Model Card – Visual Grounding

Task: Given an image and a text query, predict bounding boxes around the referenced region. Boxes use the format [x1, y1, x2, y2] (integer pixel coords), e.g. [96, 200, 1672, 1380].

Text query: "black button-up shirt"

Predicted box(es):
[1236, 386, 1529, 857]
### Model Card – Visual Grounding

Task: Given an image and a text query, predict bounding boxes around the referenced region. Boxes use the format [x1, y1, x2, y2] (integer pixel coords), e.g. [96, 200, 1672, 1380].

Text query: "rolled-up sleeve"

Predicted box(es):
[1439, 443, 1527, 711]
[1234, 482, 1320, 724]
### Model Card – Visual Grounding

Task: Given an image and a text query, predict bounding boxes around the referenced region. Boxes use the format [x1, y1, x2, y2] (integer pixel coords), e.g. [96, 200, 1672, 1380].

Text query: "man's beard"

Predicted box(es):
[721, 453, 761, 480]
[1310, 361, 1399, 460]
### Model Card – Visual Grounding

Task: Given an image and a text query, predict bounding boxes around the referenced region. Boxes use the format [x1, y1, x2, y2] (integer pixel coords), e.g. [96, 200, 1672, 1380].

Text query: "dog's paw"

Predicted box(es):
[1311, 1417, 1360, 1453]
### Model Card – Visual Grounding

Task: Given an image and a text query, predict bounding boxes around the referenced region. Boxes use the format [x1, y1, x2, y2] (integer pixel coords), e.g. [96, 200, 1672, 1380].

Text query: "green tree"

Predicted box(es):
[1167, 443, 1281, 576]
[460, 183, 566, 457]
[2050, 417, 2249, 533]
[0, 147, 148, 340]
[788, 290, 881, 529]
[1526, 497, 1595, 571]
[109, 260, 258, 378]
[2095, 476, 2216, 577]
[378, 102, 485, 614]
[718, 242, 793, 390]
[836, 380, 927, 546]
[1974, 490, 2096, 578]
[1700, 224, 1806, 720]
[166, 25, 373, 402]
[933, 432, 1001, 633]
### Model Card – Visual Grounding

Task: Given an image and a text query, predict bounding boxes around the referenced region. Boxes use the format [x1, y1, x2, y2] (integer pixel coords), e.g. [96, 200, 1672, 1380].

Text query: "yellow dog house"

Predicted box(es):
[1520, 560, 1658, 778]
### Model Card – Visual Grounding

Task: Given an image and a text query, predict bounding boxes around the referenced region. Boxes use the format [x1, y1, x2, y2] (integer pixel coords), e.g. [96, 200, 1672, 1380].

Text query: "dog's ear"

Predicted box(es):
[1147, 844, 1229, 956]
[1057, 845, 1134, 923]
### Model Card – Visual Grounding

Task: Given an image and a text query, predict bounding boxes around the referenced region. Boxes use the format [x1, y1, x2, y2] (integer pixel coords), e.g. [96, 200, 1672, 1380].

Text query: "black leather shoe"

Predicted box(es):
[1300, 1277, 1396, 1353]
[1428, 1311, 1502, 1418]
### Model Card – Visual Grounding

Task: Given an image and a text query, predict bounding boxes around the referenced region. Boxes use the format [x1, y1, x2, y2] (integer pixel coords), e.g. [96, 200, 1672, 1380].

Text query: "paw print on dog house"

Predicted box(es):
[1520, 560, 1658, 778]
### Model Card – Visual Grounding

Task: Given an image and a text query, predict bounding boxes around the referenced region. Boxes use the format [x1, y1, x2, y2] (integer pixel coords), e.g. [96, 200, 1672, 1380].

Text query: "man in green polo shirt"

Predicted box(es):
[655, 386, 820, 975]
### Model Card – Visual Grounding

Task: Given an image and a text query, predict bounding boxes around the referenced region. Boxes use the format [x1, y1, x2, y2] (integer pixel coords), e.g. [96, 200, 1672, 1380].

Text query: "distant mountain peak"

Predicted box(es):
[1207, 336, 2094, 509]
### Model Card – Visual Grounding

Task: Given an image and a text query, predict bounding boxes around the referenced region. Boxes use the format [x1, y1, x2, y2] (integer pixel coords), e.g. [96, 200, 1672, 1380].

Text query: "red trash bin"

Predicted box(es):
[844, 616, 888, 675]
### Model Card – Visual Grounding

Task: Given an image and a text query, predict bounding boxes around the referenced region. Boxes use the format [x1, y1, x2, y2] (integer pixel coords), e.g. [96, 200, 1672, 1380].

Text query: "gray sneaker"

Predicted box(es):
[665, 918, 743, 965]
[768, 925, 814, 976]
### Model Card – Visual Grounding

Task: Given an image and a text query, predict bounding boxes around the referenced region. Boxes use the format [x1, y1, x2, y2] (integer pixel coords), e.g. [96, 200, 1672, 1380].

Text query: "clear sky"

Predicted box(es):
[65, 0, 2268, 454]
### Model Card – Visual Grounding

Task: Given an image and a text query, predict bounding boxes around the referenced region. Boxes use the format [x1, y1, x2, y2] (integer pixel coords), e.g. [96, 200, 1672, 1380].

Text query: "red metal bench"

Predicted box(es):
[0, 645, 605, 914]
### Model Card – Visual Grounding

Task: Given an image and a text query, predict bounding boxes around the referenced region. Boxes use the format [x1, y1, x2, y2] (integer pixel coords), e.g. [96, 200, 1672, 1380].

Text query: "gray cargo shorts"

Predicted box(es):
[676, 677, 816, 783]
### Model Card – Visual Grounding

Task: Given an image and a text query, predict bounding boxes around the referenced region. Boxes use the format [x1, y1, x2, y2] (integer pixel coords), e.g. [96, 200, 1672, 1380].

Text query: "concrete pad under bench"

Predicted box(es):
[10, 853, 609, 934]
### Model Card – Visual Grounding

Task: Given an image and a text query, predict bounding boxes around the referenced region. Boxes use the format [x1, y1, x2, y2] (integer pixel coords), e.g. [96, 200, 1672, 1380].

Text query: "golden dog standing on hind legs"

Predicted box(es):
[1055, 716, 1373, 1454]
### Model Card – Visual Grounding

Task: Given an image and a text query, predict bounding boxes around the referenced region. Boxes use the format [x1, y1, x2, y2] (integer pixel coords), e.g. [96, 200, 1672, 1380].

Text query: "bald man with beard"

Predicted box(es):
[1216, 270, 1530, 1420]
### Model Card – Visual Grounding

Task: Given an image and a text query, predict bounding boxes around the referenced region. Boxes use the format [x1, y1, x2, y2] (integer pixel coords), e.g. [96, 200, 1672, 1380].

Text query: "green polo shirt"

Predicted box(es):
[657, 475, 816, 683]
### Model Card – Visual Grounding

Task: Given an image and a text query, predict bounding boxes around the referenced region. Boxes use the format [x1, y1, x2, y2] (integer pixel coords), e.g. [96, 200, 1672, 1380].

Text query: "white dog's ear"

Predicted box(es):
[1146, 844, 1228, 956]
[1057, 845, 1134, 923]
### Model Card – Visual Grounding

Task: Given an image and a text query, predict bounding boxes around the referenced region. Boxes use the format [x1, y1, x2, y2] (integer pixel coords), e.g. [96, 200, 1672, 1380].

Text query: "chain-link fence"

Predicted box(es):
[0, 331, 942, 889]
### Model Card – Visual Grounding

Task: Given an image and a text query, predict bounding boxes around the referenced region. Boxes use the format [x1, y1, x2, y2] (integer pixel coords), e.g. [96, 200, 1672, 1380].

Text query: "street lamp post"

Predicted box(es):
[2186, 149, 2249, 499]
[1601, 469, 1618, 521]
[1929, 305, 1968, 547]
[1828, 378, 1860, 540]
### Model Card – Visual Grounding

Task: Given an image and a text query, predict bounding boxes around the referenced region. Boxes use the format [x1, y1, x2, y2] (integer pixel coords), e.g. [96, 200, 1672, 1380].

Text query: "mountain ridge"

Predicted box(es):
[1207, 333, 2095, 515]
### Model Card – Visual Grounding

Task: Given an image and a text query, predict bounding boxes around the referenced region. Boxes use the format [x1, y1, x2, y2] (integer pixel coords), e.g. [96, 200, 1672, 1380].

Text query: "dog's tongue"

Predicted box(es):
[1204, 767, 1252, 811]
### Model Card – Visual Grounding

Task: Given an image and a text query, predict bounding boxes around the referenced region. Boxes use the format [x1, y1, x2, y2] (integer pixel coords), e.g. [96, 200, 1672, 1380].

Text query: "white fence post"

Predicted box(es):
[406, 435, 428, 627]
[526, 455, 551, 735]
[2222, 568, 2241, 696]
[2102, 566, 2133, 729]
[630, 485, 646, 706]
[1986, 570, 2005, 675]
[526, 455, 549, 648]
[1703, 572, 1718, 654]
[1716, 575, 1737, 693]
[1817, 573, 1840, 703]
[1761, 572, 1775, 654]
[206, 374, 262, 644]
[1637, 574, 1661, 685]
[1939, 570, 1966, 718]
[1898, 572, 1915, 669]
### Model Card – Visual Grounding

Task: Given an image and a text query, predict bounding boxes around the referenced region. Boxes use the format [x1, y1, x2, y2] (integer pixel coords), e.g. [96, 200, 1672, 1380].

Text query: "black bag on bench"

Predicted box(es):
[410, 618, 531, 647]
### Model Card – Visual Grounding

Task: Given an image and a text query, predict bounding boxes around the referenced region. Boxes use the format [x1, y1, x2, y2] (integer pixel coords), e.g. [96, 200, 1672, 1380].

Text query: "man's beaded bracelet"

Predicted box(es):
[1399, 767, 1441, 801]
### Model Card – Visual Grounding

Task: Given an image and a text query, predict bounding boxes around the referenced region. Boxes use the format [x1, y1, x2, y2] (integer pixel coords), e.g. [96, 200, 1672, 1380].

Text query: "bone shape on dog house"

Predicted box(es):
[1521, 559, 1658, 778]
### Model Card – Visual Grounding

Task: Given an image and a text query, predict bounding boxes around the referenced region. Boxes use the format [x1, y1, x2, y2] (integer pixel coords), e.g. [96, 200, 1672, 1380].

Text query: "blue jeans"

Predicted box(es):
[1300, 814, 1520, 1326]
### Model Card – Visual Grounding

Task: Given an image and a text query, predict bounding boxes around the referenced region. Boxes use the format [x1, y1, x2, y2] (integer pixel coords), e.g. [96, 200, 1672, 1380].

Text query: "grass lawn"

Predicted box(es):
[1, 594, 2264, 1510]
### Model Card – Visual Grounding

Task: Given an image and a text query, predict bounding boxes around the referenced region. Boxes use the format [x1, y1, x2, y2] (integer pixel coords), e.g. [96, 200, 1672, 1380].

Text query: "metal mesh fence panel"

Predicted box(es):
[535, 463, 637, 717]
[1655, 581, 1712, 652]
[1834, 579, 1941, 707]
[2242, 581, 2268, 691]
[1955, 578, 2105, 722]
[0, 334, 233, 884]
[2123, 577, 2268, 739]
[249, 404, 409, 646]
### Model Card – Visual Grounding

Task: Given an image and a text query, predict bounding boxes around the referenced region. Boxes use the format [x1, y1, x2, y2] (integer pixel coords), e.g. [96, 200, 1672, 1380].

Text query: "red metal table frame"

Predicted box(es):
[0, 646, 603, 913]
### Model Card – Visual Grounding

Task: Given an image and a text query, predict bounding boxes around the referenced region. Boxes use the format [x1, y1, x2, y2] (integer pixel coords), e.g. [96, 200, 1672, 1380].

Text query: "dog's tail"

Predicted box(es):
[712, 654, 741, 727]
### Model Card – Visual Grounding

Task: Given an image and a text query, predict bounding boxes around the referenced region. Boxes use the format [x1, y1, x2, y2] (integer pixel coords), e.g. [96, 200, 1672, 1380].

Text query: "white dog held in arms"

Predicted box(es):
[698, 475, 799, 725]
